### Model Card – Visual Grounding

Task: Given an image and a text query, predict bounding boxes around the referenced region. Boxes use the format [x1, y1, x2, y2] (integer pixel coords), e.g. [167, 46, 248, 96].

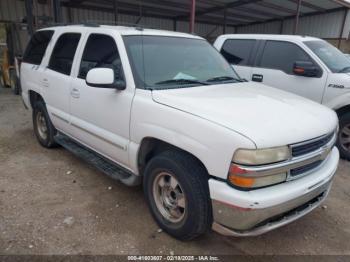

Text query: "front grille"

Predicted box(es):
[291, 133, 334, 157]
[290, 160, 323, 177]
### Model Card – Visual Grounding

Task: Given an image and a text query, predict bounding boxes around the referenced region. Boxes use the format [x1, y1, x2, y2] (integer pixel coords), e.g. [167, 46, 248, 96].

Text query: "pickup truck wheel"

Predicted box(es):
[338, 113, 350, 160]
[143, 151, 212, 240]
[33, 100, 57, 148]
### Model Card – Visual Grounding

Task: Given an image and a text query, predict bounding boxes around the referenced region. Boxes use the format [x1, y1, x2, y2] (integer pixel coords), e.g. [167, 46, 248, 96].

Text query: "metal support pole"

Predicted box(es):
[189, 0, 196, 33]
[223, 8, 227, 34]
[25, 0, 34, 36]
[293, 0, 302, 34]
[52, 0, 62, 24]
[279, 19, 284, 34]
[114, 0, 118, 25]
[173, 19, 177, 31]
[338, 9, 348, 49]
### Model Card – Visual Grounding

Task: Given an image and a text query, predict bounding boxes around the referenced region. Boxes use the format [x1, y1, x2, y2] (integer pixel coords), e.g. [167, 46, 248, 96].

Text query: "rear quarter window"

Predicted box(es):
[23, 30, 54, 65]
[220, 39, 256, 66]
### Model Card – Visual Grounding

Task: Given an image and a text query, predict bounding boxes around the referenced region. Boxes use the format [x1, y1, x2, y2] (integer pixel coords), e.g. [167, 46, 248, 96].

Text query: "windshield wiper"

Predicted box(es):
[338, 66, 350, 73]
[154, 79, 209, 86]
[206, 76, 244, 83]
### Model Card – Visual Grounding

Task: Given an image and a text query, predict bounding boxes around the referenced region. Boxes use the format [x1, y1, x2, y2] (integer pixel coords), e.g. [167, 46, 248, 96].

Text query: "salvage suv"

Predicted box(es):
[214, 34, 350, 160]
[21, 25, 339, 240]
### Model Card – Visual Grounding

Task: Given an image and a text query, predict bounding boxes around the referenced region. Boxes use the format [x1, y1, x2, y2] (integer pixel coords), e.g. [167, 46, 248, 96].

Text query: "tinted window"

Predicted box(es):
[78, 34, 123, 80]
[23, 30, 54, 65]
[260, 41, 312, 74]
[304, 40, 350, 73]
[220, 39, 255, 65]
[48, 33, 81, 75]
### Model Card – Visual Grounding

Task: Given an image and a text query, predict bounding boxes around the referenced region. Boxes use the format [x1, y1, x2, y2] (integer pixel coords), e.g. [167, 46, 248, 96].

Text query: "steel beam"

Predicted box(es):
[177, 0, 261, 19]
[24, 0, 34, 36]
[338, 9, 348, 48]
[190, 0, 196, 33]
[293, 0, 302, 34]
[287, 0, 325, 12]
[52, 0, 62, 23]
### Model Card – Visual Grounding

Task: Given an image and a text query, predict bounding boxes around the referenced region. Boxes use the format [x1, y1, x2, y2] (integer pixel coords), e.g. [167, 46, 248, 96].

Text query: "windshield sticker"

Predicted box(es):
[173, 72, 196, 80]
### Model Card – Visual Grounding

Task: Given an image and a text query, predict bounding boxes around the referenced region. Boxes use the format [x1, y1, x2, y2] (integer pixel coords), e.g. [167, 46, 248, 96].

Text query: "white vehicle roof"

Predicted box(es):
[39, 25, 203, 40]
[216, 34, 321, 44]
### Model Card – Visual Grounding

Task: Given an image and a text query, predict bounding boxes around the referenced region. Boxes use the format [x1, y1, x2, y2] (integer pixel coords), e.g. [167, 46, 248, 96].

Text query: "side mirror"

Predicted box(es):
[86, 68, 126, 90]
[293, 61, 320, 77]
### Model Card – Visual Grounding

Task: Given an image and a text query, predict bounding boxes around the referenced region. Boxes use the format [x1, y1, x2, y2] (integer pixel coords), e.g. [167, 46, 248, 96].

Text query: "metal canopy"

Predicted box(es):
[59, 0, 349, 28]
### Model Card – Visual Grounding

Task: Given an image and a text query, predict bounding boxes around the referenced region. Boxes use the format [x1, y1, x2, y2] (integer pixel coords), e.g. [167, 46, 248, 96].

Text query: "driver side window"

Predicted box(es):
[78, 34, 123, 80]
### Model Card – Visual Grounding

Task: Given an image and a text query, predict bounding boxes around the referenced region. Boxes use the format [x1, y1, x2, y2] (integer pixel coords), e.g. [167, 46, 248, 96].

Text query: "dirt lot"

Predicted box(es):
[0, 87, 350, 255]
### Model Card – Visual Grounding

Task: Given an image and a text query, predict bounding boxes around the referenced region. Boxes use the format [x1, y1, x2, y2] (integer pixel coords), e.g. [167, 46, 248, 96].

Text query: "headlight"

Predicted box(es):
[232, 146, 290, 165]
[228, 146, 290, 189]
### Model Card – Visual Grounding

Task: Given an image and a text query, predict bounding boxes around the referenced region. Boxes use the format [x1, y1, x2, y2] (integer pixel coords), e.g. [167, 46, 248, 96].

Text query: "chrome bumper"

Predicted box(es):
[212, 175, 333, 237]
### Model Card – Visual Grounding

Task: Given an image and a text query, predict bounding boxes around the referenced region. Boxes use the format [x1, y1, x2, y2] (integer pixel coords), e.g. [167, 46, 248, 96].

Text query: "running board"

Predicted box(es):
[54, 133, 141, 186]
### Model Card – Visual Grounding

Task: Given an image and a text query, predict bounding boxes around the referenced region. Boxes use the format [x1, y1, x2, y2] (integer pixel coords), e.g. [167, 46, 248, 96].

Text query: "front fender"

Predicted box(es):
[129, 90, 255, 179]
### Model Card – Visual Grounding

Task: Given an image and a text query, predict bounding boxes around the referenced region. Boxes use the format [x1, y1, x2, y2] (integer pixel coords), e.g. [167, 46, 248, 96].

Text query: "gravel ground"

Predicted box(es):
[0, 87, 350, 255]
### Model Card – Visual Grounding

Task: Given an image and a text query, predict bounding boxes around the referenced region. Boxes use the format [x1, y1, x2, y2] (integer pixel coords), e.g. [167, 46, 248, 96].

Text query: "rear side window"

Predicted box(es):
[259, 41, 312, 74]
[48, 33, 81, 75]
[78, 34, 123, 80]
[220, 39, 255, 66]
[23, 30, 54, 65]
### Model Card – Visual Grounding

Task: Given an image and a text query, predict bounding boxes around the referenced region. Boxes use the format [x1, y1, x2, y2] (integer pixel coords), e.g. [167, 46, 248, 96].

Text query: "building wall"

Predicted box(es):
[235, 9, 350, 40]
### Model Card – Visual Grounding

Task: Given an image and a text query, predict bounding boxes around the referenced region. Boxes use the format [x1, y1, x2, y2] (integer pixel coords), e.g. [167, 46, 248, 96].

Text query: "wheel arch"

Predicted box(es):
[29, 90, 44, 109]
[137, 137, 209, 177]
[335, 104, 350, 118]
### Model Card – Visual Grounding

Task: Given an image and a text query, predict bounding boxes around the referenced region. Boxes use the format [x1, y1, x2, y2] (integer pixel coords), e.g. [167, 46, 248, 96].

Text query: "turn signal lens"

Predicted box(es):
[228, 163, 287, 189]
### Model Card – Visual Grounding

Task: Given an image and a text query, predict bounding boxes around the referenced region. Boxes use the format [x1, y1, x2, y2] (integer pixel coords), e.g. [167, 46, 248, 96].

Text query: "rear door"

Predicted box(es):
[219, 39, 257, 80]
[251, 40, 326, 102]
[41, 31, 82, 133]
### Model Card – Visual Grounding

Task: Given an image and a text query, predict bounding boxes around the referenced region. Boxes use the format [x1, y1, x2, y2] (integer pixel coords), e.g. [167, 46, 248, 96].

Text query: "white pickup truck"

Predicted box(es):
[21, 25, 339, 240]
[214, 34, 350, 160]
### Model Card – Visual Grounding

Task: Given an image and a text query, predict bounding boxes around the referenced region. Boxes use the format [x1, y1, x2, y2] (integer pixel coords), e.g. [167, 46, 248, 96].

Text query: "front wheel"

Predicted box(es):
[338, 112, 350, 160]
[143, 150, 212, 240]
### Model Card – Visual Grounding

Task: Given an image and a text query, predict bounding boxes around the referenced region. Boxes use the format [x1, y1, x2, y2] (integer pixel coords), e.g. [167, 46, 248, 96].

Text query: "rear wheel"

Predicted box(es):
[143, 150, 212, 240]
[33, 100, 57, 148]
[337, 112, 350, 160]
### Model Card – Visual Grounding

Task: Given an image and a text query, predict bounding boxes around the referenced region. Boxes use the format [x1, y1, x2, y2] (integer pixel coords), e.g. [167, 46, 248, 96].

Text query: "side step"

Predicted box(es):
[54, 133, 141, 186]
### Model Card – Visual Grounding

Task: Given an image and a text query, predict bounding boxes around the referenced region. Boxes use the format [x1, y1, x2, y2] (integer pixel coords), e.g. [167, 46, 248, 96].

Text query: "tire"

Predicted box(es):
[337, 112, 350, 160]
[32, 100, 57, 148]
[143, 150, 212, 240]
[9, 69, 19, 95]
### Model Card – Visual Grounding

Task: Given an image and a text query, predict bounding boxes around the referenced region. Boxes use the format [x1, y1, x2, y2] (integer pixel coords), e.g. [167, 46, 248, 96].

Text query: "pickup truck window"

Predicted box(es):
[260, 41, 313, 75]
[23, 30, 54, 65]
[48, 33, 81, 75]
[78, 34, 123, 80]
[220, 39, 256, 66]
[123, 36, 240, 89]
[304, 40, 350, 73]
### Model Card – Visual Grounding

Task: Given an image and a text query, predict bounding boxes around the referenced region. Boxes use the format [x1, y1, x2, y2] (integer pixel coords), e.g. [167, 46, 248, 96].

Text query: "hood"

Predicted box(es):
[152, 82, 338, 148]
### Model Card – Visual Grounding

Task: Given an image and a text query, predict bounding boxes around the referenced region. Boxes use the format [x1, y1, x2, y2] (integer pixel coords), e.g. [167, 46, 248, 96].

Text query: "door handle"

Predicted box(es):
[252, 74, 263, 82]
[71, 88, 80, 98]
[41, 78, 49, 87]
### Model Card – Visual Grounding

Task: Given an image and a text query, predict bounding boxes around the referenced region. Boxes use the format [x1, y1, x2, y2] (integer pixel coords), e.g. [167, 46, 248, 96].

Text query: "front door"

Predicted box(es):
[69, 32, 134, 168]
[251, 40, 327, 102]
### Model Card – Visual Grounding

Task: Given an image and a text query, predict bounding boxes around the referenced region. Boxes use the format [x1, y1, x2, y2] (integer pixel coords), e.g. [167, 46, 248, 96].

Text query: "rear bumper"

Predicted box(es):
[209, 147, 339, 236]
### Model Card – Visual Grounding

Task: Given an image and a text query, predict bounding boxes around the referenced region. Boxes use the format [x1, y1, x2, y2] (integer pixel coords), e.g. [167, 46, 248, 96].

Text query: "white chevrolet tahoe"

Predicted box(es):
[214, 34, 350, 160]
[21, 25, 339, 240]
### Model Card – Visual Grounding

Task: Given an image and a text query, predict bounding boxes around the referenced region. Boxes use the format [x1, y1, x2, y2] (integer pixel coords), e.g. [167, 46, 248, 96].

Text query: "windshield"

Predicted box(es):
[304, 40, 350, 73]
[123, 35, 241, 90]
